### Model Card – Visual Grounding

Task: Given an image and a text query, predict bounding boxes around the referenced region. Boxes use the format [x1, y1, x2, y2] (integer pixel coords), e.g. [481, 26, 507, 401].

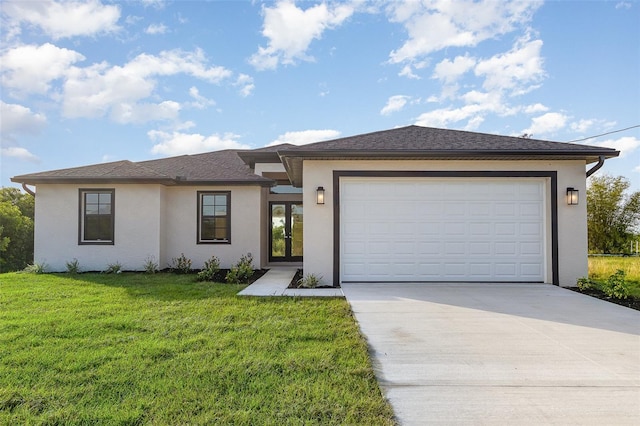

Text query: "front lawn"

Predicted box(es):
[0, 273, 395, 425]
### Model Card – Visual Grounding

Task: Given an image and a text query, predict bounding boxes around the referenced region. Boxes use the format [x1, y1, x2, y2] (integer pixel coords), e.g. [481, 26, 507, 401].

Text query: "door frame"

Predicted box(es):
[269, 201, 303, 262]
[332, 170, 558, 286]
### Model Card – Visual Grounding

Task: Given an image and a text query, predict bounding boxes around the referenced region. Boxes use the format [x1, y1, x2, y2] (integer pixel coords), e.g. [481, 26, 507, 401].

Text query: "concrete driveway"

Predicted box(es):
[342, 283, 640, 425]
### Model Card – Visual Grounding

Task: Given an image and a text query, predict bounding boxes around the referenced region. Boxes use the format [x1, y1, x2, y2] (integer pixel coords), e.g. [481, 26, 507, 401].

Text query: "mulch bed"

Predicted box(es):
[287, 269, 304, 288]
[568, 287, 640, 311]
[287, 269, 338, 289]
[195, 269, 268, 284]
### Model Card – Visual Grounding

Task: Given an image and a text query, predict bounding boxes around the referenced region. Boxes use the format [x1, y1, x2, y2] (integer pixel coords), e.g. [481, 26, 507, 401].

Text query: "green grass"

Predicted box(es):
[588, 256, 640, 298]
[0, 273, 395, 425]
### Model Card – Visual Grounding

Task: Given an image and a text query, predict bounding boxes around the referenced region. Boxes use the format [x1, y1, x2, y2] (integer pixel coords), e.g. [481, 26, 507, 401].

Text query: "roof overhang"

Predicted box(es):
[278, 149, 620, 187]
[10, 176, 275, 187]
[236, 151, 282, 168]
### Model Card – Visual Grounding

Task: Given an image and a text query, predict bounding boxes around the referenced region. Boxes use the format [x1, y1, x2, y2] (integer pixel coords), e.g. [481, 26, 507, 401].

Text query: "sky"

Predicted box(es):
[1, 0, 639, 193]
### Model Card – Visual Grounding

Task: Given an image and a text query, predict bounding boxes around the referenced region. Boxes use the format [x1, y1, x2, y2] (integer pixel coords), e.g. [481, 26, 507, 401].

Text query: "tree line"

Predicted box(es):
[0, 175, 638, 272]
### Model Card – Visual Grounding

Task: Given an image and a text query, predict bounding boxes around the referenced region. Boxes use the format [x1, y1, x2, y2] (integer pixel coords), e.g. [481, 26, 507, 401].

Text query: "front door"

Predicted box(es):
[269, 202, 303, 262]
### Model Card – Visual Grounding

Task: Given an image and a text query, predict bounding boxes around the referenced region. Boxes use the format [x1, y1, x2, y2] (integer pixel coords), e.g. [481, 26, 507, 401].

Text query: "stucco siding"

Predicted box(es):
[163, 186, 262, 269]
[34, 184, 163, 272]
[33, 184, 262, 272]
[302, 159, 588, 287]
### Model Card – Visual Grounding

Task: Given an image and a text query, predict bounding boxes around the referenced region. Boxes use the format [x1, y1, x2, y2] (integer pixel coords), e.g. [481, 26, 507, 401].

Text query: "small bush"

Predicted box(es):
[104, 262, 122, 274]
[602, 269, 629, 299]
[197, 255, 221, 281]
[65, 258, 81, 274]
[22, 262, 48, 274]
[226, 253, 254, 284]
[143, 256, 159, 274]
[170, 253, 192, 274]
[297, 273, 323, 288]
[576, 276, 592, 290]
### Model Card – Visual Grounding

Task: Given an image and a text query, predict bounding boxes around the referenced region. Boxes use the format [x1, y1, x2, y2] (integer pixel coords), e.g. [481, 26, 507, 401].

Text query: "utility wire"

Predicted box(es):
[566, 124, 640, 143]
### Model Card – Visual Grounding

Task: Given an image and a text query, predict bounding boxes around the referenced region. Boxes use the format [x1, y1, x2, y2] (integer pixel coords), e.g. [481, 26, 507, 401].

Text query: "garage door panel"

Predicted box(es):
[341, 178, 545, 282]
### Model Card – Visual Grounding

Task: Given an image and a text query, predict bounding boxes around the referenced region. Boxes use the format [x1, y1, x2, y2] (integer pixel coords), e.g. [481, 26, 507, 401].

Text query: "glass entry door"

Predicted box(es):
[270, 202, 303, 262]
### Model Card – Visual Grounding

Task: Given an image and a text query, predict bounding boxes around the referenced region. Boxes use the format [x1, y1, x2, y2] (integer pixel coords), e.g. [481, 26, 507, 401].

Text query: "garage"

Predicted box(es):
[340, 176, 547, 283]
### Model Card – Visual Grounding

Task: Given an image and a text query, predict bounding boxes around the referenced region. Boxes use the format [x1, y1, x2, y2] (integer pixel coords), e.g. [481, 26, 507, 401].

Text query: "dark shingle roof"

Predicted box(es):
[277, 125, 619, 186]
[282, 125, 616, 153]
[12, 150, 274, 186]
[11, 125, 618, 187]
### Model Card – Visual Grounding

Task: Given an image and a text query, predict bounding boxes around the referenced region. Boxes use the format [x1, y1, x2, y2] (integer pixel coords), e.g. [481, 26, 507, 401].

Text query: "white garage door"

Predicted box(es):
[340, 177, 546, 282]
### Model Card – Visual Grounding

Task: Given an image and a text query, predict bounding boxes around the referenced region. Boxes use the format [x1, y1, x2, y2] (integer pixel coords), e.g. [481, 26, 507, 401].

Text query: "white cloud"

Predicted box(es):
[62, 48, 232, 121]
[145, 23, 168, 35]
[433, 55, 476, 83]
[111, 101, 181, 124]
[268, 129, 341, 146]
[387, 0, 541, 65]
[234, 74, 255, 97]
[2, 0, 121, 39]
[187, 86, 216, 109]
[1, 43, 85, 95]
[524, 103, 549, 114]
[591, 136, 640, 159]
[148, 130, 249, 156]
[142, 0, 166, 9]
[381, 95, 410, 115]
[474, 36, 545, 96]
[249, 0, 355, 70]
[615, 2, 632, 10]
[0, 147, 39, 163]
[415, 104, 490, 129]
[0, 101, 47, 142]
[570, 119, 595, 133]
[523, 112, 568, 136]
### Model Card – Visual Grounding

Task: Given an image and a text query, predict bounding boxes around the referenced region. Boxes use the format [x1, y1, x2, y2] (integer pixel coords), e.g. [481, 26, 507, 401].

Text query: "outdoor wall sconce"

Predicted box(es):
[316, 186, 325, 205]
[566, 187, 579, 205]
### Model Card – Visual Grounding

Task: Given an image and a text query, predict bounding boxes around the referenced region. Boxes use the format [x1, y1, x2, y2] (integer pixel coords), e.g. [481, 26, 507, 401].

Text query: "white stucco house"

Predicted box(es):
[12, 126, 618, 287]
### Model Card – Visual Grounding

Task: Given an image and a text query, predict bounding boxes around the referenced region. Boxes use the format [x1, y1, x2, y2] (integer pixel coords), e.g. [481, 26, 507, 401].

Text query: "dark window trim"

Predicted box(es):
[197, 191, 231, 244]
[78, 188, 115, 245]
[332, 171, 559, 286]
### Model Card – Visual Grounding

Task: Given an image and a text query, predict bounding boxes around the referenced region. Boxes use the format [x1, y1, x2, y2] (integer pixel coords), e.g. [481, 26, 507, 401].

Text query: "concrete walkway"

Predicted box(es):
[342, 283, 640, 425]
[238, 268, 344, 297]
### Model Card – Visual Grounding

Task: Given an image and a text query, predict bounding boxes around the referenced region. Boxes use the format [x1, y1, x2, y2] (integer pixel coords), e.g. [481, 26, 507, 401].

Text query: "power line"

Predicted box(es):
[566, 124, 640, 143]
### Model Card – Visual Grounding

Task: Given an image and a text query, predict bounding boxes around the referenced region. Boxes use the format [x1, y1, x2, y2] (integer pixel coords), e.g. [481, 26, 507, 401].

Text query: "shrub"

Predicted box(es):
[602, 269, 629, 299]
[297, 273, 323, 288]
[143, 256, 159, 274]
[226, 253, 254, 284]
[65, 258, 81, 274]
[104, 262, 122, 274]
[21, 261, 47, 274]
[576, 276, 592, 290]
[170, 253, 192, 274]
[197, 255, 221, 282]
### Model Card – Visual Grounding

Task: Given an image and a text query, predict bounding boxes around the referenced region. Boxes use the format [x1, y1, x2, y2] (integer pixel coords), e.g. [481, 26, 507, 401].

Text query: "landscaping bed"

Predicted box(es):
[287, 269, 338, 289]
[568, 287, 640, 311]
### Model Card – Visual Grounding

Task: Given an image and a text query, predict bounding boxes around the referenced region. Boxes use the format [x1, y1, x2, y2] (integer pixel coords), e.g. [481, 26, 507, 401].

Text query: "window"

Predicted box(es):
[79, 189, 114, 244]
[198, 191, 230, 243]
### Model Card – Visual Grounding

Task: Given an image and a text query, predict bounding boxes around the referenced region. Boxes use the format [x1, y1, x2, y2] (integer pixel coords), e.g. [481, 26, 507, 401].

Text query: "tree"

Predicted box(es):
[587, 175, 640, 253]
[0, 187, 35, 272]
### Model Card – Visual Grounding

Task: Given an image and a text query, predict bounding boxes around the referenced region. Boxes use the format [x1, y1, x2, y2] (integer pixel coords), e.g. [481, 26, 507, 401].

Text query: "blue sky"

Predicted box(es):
[1, 0, 639, 192]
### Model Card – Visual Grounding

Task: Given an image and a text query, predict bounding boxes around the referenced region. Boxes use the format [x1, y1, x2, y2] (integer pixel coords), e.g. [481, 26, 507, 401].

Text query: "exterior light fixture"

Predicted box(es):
[316, 186, 325, 205]
[566, 187, 579, 205]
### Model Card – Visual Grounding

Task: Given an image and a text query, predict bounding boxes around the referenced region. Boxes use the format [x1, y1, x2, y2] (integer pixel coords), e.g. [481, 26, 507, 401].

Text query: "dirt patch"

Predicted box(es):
[568, 287, 640, 311]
